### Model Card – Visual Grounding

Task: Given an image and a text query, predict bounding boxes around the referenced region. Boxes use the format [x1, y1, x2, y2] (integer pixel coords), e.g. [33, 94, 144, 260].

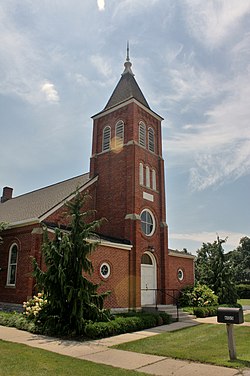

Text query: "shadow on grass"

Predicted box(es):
[230, 359, 250, 368]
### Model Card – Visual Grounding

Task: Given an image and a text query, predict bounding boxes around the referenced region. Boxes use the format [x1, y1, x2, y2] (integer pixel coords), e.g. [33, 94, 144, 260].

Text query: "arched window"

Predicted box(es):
[139, 162, 144, 186]
[148, 127, 155, 152]
[7, 243, 18, 286]
[152, 169, 156, 190]
[146, 166, 150, 188]
[141, 253, 153, 265]
[115, 120, 124, 148]
[139, 122, 146, 147]
[102, 126, 111, 151]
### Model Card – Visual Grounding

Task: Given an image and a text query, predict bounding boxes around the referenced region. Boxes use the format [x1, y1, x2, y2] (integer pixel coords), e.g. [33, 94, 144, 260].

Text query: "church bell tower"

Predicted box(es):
[90, 46, 169, 308]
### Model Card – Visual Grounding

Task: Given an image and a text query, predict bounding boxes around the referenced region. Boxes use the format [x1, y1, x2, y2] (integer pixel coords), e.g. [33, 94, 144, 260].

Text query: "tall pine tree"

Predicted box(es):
[33, 192, 110, 335]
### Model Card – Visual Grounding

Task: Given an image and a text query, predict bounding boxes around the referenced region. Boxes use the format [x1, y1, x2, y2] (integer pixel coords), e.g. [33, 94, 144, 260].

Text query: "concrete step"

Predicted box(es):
[143, 304, 196, 322]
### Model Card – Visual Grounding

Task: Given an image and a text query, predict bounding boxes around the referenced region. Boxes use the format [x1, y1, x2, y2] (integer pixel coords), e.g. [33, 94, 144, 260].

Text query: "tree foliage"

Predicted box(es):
[179, 284, 218, 307]
[195, 237, 237, 304]
[0, 222, 7, 244]
[33, 192, 110, 335]
[228, 237, 250, 283]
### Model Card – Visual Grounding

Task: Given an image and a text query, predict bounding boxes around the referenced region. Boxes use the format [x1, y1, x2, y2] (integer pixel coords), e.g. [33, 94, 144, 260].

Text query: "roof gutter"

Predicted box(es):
[92, 98, 164, 121]
[4, 218, 40, 229]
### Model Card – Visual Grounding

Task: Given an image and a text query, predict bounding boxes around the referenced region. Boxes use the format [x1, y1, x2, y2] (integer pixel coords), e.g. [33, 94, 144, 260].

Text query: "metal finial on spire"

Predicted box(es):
[126, 40, 130, 62]
[122, 40, 134, 76]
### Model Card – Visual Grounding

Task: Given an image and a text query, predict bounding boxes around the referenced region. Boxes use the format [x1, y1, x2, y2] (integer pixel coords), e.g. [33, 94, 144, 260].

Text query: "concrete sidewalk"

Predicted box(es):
[1, 318, 250, 376]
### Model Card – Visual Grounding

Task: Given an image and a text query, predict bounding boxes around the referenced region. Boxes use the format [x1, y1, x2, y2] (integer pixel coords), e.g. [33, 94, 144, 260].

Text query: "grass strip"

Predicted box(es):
[114, 324, 250, 369]
[244, 314, 250, 322]
[0, 339, 147, 376]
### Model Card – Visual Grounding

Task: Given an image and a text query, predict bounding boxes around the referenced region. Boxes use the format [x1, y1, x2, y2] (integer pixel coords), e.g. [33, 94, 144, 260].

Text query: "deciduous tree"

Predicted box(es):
[228, 237, 250, 283]
[195, 237, 237, 304]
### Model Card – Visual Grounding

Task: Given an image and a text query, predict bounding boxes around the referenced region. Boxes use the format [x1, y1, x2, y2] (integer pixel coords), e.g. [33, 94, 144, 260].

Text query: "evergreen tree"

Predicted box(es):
[195, 237, 237, 304]
[33, 192, 110, 335]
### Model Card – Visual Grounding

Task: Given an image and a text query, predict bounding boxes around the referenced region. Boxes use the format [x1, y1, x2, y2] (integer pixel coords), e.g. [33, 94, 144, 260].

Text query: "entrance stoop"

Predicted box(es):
[142, 304, 196, 322]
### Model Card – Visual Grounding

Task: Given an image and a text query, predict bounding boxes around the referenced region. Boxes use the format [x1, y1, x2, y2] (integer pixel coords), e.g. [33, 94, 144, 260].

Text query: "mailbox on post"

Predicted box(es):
[217, 307, 244, 360]
[217, 307, 244, 324]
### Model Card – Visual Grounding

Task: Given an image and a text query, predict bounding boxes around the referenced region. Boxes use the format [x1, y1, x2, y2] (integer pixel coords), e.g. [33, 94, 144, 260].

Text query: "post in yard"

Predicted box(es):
[226, 323, 237, 360]
[217, 307, 244, 361]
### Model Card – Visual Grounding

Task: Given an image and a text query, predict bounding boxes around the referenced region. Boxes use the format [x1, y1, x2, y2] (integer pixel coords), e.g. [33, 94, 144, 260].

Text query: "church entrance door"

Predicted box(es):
[141, 252, 157, 306]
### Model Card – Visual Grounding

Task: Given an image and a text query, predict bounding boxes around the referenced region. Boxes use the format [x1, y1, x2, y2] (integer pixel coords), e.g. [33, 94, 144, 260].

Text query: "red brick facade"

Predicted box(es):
[0, 56, 194, 310]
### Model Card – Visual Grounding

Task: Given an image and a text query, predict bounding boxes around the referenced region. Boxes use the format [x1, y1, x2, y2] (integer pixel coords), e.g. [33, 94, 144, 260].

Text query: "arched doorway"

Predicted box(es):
[141, 252, 157, 306]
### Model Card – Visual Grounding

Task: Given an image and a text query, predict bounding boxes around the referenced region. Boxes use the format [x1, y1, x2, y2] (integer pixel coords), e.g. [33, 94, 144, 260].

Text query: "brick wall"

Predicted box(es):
[90, 101, 170, 308]
[90, 244, 130, 308]
[0, 224, 130, 309]
[0, 225, 42, 304]
[168, 254, 195, 290]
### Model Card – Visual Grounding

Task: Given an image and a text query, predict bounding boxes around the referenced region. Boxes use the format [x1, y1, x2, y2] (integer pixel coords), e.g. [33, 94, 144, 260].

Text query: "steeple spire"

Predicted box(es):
[102, 42, 150, 110]
[122, 41, 134, 76]
[126, 40, 130, 62]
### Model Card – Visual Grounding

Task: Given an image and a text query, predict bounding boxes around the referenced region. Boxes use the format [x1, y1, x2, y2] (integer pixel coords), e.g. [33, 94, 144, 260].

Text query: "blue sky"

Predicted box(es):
[0, 0, 249, 254]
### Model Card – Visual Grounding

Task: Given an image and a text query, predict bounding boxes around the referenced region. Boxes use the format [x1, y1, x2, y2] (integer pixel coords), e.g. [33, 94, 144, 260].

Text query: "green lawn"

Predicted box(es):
[0, 340, 147, 376]
[114, 324, 250, 369]
[238, 299, 250, 306]
[245, 314, 250, 322]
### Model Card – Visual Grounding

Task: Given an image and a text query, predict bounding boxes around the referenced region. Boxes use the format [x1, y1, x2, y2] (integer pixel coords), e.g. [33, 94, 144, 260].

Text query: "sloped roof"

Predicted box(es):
[104, 70, 150, 110]
[0, 173, 91, 225]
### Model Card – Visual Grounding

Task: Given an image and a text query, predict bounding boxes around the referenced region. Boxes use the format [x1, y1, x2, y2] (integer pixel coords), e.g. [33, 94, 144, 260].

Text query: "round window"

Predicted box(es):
[100, 263, 111, 279]
[177, 269, 184, 281]
[140, 209, 155, 236]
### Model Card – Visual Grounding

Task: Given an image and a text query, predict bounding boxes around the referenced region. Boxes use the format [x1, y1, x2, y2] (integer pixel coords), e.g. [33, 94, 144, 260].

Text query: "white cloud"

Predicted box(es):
[97, 0, 105, 11]
[164, 61, 250, 191]
[184, 0, 250, 49]
[113, 0, 160, 17]
[90, 54, 112, 77]
[166, 64, 219, 104]
[170, 231, 247, 251]
[41, 81, 59, 103]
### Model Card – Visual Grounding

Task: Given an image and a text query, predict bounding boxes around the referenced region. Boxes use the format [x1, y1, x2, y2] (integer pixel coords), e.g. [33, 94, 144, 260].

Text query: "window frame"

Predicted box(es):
[146, 166, 150, 188]
[141, 253, 153, 265]
[139, 162, 144, 186]
[140, 209, 156, 237]
[177, 269, 184, 281]
[6, 243, 18, 287]
[102, 126, 111, 151]
[139, 122, 146, 148]
[152, 169, 156, 190]
[115, 120, 124, 148]
[148, 127, 155, 152]
[100, 262, 111, 279]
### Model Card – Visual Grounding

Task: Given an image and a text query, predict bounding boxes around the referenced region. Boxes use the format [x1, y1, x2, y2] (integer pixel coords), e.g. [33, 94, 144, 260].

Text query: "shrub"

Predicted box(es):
[0, 311, 38, 333]
[236, 284, 250, 299]
[193, 306, 218, 318]
[178, 285, 194, 307]
[191, 284, 218, 307]
[179, 284, 218, 308]
[0, 310, 171, 339]
[84, 313, 164, 339]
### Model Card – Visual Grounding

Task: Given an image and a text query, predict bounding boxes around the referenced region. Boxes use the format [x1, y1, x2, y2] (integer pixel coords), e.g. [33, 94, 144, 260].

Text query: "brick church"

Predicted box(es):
[0, 49, 194, 311]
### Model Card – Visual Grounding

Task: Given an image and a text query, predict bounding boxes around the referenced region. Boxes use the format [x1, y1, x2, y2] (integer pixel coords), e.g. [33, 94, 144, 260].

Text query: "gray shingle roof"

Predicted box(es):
[104, 62, 150, 110]
[0, 173, 91, 225]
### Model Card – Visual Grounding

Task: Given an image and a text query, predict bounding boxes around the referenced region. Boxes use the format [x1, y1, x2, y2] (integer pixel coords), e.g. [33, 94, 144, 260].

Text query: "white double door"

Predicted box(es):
[141, 257, 157, 306]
